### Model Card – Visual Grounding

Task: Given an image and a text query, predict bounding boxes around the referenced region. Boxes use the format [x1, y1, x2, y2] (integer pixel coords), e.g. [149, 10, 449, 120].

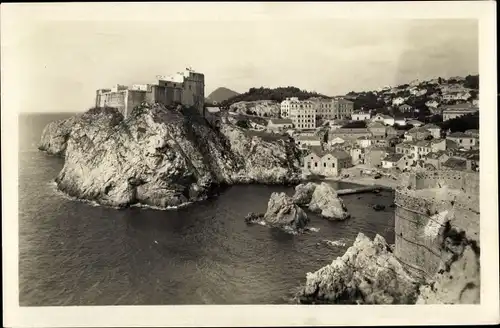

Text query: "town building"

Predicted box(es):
[399, 104, 412, 113]
[351, 111, 371, 121]
[364, 146, 390, 168]
[356, 136, 372, 148]
[295, 135, 322, 149]
[424, 151, 450, 170]
[404, 127, 432, 142]
[349, 147, 364, 165]
[367, 121, 386, 139]
[95, 67, 205, 118]
[465, 129, 480, 138]
[442, 91, 471, 101]
[394, 118, 407, 126]
[289, 100, 316, 129]
[328, 128, 372, 141]
[423, 123, 442, 139]
[328, 136, 346, 147]
[386, 126, 399, 138]
[280, 97, 300, 118]
[430, 138, 459, 152]
[381, 153, 404, 169]
[371, 114, 395, 126]
[267, 118, 294, 131]
[442, 103, 479, 121]
[446, 132, 478, 150]
[303, 149, 352, 176]
[406, 119, 424, 127]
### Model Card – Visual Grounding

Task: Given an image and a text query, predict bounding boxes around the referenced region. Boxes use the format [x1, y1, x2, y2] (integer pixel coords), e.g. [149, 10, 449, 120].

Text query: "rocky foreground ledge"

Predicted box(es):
[296, 222, 480, 304]
[39, 105, 302, 208]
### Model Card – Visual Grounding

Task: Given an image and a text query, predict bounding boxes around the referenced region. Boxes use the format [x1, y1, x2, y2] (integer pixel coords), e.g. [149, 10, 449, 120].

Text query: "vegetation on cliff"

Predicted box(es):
[219, 86, 330, 108]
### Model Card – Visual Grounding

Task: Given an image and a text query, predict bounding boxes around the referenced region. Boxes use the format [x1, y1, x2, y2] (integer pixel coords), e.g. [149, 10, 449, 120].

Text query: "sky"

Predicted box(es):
[2, 3, 479, 113]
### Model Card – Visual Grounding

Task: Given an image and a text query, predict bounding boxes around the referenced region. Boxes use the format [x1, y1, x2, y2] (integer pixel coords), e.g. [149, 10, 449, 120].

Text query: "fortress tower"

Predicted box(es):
[95, 67, 205, 118]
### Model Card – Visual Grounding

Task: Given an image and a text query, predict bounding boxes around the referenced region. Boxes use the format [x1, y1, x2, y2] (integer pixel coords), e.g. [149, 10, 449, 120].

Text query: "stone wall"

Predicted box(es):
[394, 170, 479, 279]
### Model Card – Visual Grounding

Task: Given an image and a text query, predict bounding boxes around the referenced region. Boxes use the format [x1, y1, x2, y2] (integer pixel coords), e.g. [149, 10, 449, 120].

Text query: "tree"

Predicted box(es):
[440, 112, 479, 132]
[236, 120, 250, 129]
[464, 74, 479, 90]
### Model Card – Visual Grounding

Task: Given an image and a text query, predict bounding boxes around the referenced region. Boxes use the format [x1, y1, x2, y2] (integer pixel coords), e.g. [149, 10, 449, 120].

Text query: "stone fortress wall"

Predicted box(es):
[394, 170, 480, 279]
[95, 68, 205, 119]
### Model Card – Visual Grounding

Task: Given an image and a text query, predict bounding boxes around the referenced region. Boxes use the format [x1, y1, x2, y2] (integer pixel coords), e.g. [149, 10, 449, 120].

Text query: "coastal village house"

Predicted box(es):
[404, 127, 431, 142]
[399, 104, 412, 113]
[351, 111, 371, 121]
[465, 129, 480, 138]
[303, 150, 352, 176]
[394, 118, 407, 126]
[386, 126, 399, 138]
[364, 146, 390, 168]
[406, 119, 424, 127]
[328, 128, 372, 142]
[446, 132, 477, 150]
[381, 153, 404, 169]
[95, 67, 205, 118]
[424, 151, 450, 170]
[371, 114, 395, 126]
[356, 136, 372, 148]
[349, 147, 364, 165]
[423, 123, 442, 139]
[328, 136, 346, 147]
[267, 118, 293, 131]
[295, 135, 322, 149]
[367, 122, 387, 140]
[442, 103, 479, 121]
[430, 138, 459, 152]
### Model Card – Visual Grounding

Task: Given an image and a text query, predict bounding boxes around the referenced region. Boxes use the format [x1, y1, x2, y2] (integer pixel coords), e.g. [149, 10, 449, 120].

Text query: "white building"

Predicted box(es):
[446, 132, 477, 150]
[371, 114, 395, 126]
[351, 111, 371, 121]
[381, 153, 404, 169]
[356, 136, 373, 148]
[267, 118, 293, 131]
[280, 97, 300, 118]
[295, 135, 322, 148]
[442, 104, 478, 121]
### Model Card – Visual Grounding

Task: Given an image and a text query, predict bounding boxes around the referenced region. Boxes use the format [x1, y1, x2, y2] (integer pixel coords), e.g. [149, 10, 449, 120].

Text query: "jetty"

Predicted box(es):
[336, 185, 392, 195]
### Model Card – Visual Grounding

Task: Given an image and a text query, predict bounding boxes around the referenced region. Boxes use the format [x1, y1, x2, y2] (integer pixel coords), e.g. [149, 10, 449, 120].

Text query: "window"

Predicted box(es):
[307, 163, 311, 169]
[323, 163, 327, 168]
[314, 162, 318, 167]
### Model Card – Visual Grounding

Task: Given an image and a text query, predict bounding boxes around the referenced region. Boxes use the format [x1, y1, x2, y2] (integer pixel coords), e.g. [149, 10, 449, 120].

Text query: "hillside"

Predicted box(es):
[205, 87, 240, 105]
[220, 86, 330, 108]
[344, 75, 479, 120]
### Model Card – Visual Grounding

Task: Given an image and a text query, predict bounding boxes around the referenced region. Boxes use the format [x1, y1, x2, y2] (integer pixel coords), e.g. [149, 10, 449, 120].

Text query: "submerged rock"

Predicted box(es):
[244, 212, 263, 224]
[297, 233, 420, 304]
[308, 182, 350, 220]
[262, 192, 309, 232]
[372, 204, 385, 211]
[42, 104, 302, 209]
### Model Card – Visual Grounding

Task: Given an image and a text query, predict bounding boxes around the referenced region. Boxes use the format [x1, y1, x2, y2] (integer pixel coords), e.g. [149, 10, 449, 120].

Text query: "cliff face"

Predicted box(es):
[229, 100, 281, 118]
[43, 104, 301, 208]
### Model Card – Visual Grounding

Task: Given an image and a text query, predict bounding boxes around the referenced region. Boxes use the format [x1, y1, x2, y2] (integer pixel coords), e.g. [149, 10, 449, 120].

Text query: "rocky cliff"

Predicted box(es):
[40, 104, 302, 208]
[229, 100, 281, 117]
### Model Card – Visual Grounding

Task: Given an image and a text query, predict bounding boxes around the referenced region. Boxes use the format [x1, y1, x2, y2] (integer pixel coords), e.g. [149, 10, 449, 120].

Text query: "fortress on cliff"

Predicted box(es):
[394, 170, 480, 280]
[95, 67, 205, 118]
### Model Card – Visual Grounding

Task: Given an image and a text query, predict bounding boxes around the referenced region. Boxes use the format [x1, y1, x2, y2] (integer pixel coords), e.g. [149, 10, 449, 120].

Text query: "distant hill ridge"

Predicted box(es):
[205, 87, 240, 105]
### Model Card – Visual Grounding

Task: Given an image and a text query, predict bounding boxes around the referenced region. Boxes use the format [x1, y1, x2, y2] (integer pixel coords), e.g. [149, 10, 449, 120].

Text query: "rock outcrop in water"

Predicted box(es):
[297, 233, 420, 304]
[41, 104, 302, 208]
[245, 192, 309, 234]
[291, 182, 350, 220]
